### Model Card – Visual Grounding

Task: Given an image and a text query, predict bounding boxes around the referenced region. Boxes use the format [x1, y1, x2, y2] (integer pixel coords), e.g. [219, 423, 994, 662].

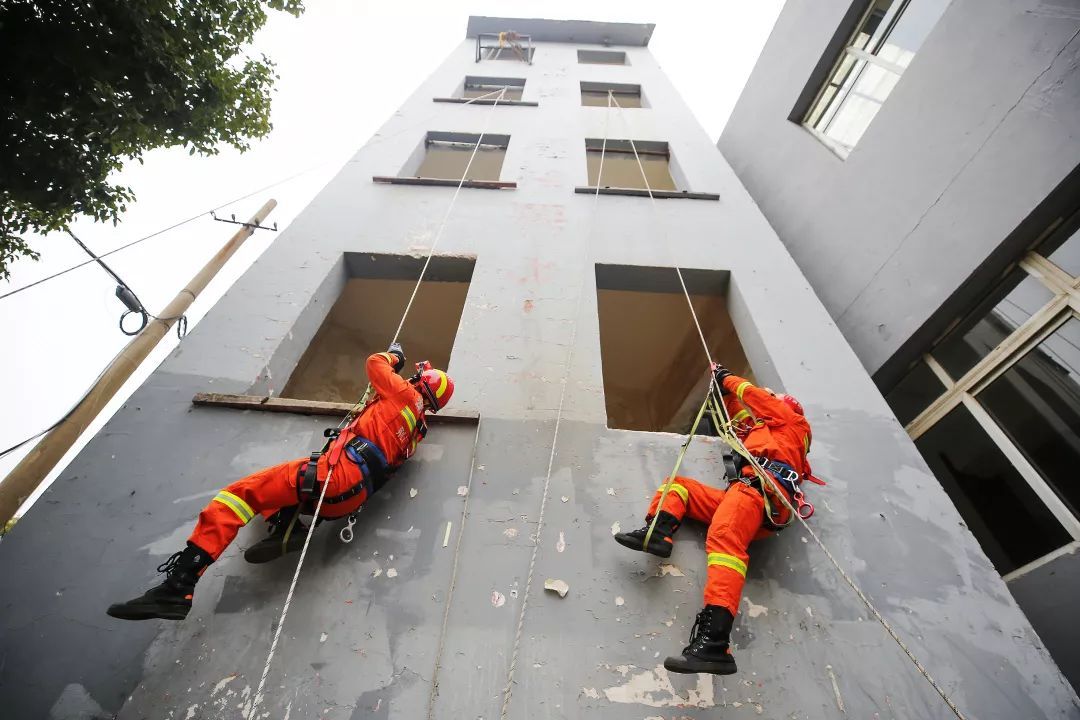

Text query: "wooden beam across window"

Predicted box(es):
[192, 392, 479, 424]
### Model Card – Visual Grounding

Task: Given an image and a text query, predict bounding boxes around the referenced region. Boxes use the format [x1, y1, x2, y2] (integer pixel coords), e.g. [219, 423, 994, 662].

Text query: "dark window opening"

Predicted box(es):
[595, 264, 754, 433]
[884, 360, 946, 426]
[931, 269, 1054, 381]
[914, 404, 1071, 575]
[977, 317, 1080, 519]
[585, 139, 676, 191]
[281, 254, 475, 403]
[462, 76, 525, 101]
[578, 49, 627, 65]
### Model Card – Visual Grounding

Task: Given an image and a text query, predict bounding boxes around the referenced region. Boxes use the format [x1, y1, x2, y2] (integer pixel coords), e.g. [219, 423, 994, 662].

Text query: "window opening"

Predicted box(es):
[594, 264, 753, 433]
[578, 49, 627, 65]
[802, 0, 951, 155]
[931, 270, 1055, 381]
[581, 81, 642, 108]
[976, 317, 1080, 519]
[914, 404, 1072, 575]
[885, 214, 1080, 583]
[374, 132, 515, 189]
[281, 254, 475, 403]
[475, 31, 534, 63]
[586, 139, 675, 191]
[463, 77, 524, 101]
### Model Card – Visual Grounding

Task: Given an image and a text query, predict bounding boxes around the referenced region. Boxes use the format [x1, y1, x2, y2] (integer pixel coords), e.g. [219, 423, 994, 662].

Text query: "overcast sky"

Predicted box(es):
[0, 0, 785, 515]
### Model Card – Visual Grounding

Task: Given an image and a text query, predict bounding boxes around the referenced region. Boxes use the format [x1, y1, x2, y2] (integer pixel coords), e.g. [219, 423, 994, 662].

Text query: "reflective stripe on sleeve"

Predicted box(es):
[214, 490, 255, 524]
[707, 552, 747, 577]
[400, 406, 417, 433]
[735, 381, 752, 401]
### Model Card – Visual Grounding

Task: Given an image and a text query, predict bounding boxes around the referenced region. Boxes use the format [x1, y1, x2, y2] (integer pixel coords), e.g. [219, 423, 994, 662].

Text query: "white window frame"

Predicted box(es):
[900, 234, 1080, 576]
[803, 0, 913, 157]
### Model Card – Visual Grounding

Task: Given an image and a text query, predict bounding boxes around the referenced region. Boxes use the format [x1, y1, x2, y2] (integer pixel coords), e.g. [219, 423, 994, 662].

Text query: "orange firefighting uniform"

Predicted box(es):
[646, 374, 813, 614]
[188, 352, 427, 559]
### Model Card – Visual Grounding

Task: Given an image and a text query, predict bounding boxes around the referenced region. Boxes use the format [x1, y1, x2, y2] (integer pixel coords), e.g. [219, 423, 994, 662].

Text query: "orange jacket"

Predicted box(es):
[326, 352, 427, 470]
[722, 374, 812, 479]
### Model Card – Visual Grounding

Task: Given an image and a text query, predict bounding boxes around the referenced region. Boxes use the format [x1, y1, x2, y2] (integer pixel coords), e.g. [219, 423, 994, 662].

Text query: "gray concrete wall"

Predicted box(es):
[719, 0, 1080, 375]
[2, 20, 1078, 720]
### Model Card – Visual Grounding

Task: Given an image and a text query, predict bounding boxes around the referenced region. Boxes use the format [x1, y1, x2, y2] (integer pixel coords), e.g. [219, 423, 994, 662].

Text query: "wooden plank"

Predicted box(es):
[192, 393, 479, 424]
[372, 176, 517, 190]
[574, 186, 720, 201]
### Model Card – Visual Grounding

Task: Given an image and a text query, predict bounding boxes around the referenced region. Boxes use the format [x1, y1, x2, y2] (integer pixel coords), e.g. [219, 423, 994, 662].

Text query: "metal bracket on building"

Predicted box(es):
[475, 31, 533, 64]
[211, 211, 278, 232]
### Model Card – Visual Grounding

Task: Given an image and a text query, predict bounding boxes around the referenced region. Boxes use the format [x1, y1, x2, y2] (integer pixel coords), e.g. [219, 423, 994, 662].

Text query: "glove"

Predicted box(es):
[387, 343, 405, 372]
[711, 362, 733, 393]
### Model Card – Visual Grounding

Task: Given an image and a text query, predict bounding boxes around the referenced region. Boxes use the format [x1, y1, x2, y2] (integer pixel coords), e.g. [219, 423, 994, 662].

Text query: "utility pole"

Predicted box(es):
[0, 200, 277, 529]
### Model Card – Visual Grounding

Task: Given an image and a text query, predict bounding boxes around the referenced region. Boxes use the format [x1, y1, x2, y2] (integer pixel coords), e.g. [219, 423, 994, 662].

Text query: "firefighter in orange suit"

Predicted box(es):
[614, 364, 814, 675]
[107, 345, 454, 621]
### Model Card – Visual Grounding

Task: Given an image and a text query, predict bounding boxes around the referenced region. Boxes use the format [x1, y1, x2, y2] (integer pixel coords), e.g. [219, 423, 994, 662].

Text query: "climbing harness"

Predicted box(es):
[247, 88, 511, 720]
[608, 93, 969, 720]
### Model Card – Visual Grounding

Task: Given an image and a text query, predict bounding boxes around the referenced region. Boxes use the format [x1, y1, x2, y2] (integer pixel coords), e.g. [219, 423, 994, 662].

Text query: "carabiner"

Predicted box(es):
[339, 513, 357, 544]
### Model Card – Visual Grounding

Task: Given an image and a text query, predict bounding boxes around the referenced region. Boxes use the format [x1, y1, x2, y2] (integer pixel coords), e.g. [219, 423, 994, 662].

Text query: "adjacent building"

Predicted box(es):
[720, 0, 1080, 690]
[1, 15, 1077, 719]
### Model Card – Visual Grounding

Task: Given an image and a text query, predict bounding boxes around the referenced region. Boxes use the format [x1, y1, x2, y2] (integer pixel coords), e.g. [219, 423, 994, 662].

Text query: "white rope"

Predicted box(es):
[499, 91, 616, 719]
[609, 95, 967, 720]
[246, 87, 510, 720]
[425, 415, 483, 719]
[392, 87, 508, 345]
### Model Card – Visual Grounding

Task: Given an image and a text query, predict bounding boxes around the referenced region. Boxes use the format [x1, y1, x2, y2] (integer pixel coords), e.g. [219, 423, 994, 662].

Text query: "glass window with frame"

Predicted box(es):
[804, 0, 952, 156]
[885, 216, 1080, 579]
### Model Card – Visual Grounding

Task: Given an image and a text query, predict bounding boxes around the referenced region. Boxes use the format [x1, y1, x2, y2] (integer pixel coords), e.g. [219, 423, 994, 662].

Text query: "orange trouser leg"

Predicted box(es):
[188, 458, 306, 559]
[704, 482, 767, 614]
[646, 475, 726, 524]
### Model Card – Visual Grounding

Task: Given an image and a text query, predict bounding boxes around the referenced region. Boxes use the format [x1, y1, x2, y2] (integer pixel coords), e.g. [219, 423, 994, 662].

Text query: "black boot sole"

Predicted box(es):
[244, 534, 308, 564]
[106, 603, 190, 621]
[663, 654, 737, 676]
[613, 532, 673, 558]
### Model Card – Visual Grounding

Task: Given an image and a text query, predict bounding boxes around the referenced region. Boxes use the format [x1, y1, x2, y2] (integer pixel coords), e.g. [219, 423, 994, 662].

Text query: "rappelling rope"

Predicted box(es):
[246, 87, 509, 720]
[498, 91, 616, 720]
[609, 95, 967, 720]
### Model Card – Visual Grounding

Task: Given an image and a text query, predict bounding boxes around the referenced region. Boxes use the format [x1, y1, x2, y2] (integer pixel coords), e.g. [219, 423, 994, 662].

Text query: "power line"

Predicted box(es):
[0, 165, 323, 302]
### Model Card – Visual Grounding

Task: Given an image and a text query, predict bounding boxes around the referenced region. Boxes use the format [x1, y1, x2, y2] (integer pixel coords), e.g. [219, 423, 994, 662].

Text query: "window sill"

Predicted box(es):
[433, 97, 538, 107]
[373, 176, 516, 190]
[574, 186, 719, 201]
[799, 124, 851, 160]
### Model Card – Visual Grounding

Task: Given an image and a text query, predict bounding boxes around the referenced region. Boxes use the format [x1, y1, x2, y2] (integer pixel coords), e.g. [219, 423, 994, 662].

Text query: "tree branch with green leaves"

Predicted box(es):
[0, 0, 304, 279]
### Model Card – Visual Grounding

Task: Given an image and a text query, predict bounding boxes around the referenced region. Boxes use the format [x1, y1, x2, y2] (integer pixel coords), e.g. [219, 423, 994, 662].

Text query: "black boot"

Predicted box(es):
[106, 543, 212, 621]
[613, 511, 680, 558]
[664, 605, 737, 675]
[243, 506, 309, 564]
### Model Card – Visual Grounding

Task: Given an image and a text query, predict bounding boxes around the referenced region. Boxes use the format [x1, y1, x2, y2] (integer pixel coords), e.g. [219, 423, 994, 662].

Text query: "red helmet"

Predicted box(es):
[778, 393, 804, 416]
[416, 368, 454, 412]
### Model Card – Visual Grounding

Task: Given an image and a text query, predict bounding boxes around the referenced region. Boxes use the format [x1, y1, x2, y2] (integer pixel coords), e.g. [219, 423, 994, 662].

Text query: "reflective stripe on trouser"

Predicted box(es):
[704, 482, 766, 614]
[647, 476, 725, 523]
[188, 456, 368, 560]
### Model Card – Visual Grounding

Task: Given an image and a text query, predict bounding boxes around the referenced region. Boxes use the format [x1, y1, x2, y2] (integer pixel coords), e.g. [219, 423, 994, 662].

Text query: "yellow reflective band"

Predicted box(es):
[400, 406, 417, 433]
[658, 483, 689, 505]
[731, 409, 751, 424]
[735, 381, 752, 401]
[435, 370, 449, 399]
[214, 491, 254, 524]
[804, 434, 811, 452]
[707, 552, 747, 577]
